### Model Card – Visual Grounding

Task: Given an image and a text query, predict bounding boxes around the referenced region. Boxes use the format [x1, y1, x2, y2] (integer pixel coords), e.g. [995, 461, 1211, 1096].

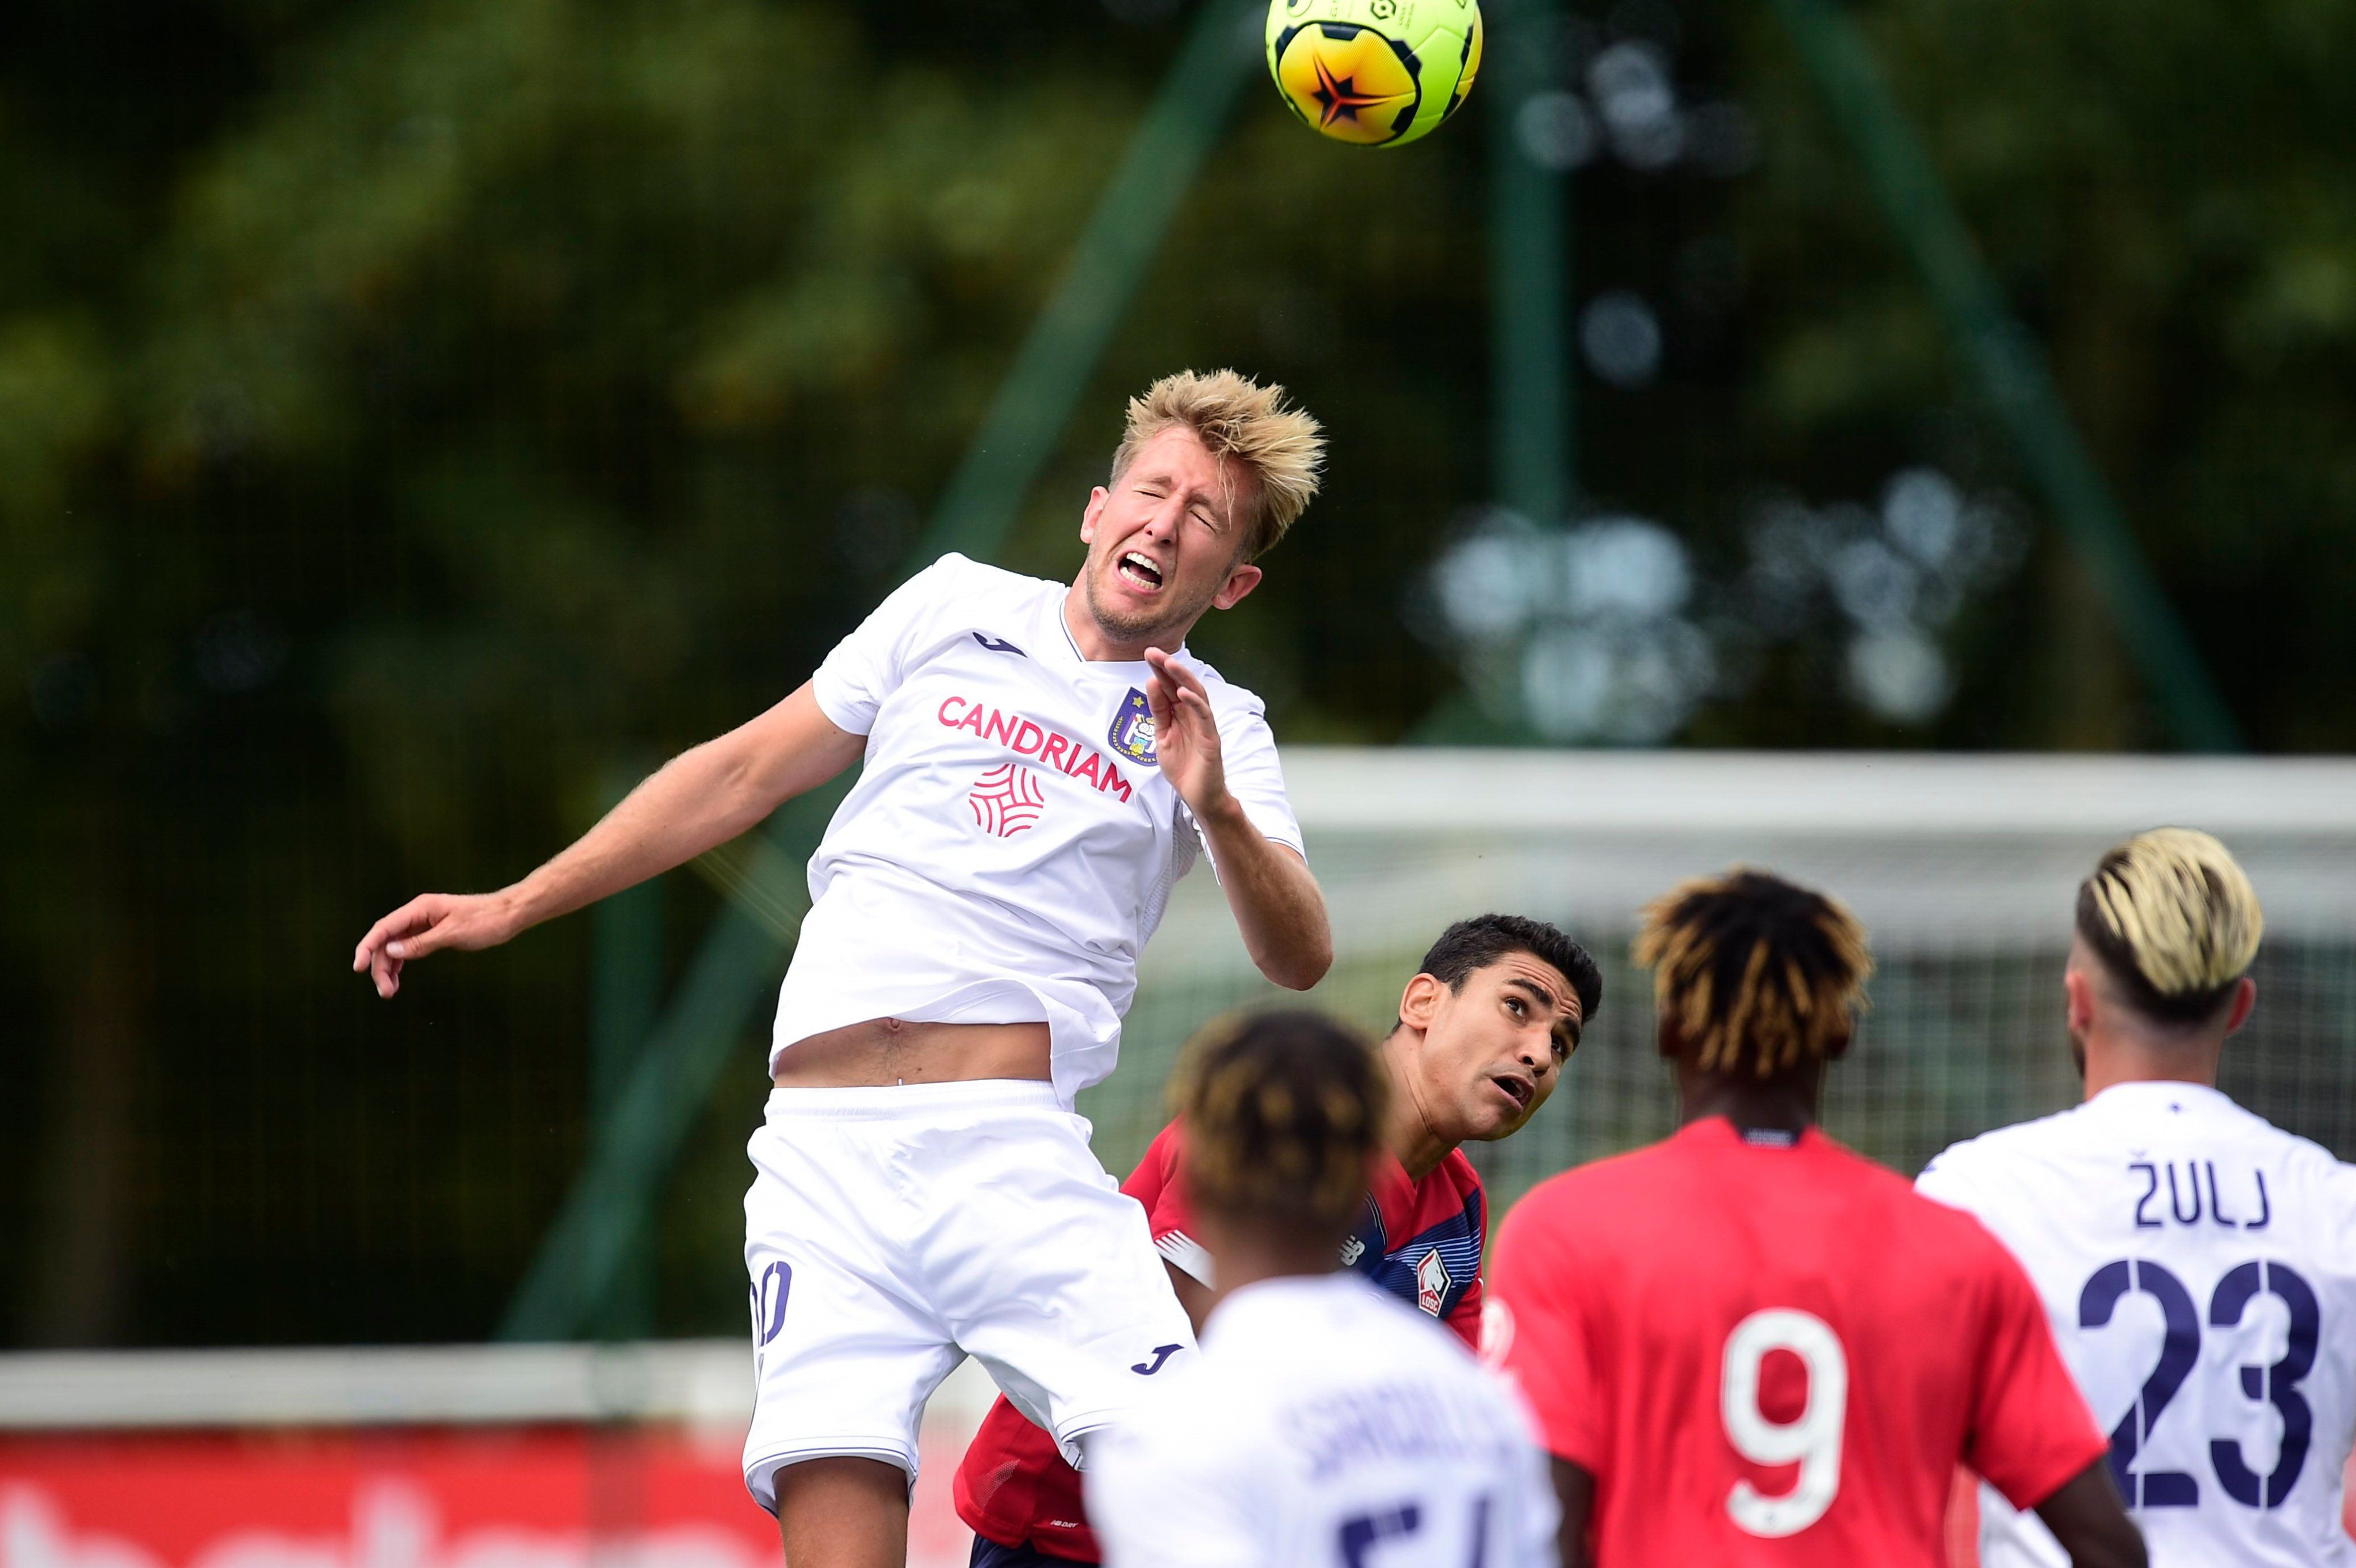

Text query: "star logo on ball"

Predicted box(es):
[1309, 55, 1389, 129]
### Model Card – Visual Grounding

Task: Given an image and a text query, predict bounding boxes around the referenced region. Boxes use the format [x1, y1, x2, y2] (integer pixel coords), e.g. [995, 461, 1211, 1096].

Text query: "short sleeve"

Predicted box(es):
[1489, 1200, 1606, 1473]
[1444, 1176, 1487, 1352]
[1959, 1233, 2112, 1510]
[1199, 683, 1303, 858]
[1143, 1129, 1212, 1287]
[1085, 1418, 1263, 1568]
[810, 554, 969, 735]
[1444, 1271, 1485, 1352]
[1912, 1143, 1984, 1212]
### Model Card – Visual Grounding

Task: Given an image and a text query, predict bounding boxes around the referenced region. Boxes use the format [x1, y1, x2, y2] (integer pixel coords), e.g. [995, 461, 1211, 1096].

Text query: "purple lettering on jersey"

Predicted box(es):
[1041, 733, 1070, 770]
[1012, 720, 1045, 756]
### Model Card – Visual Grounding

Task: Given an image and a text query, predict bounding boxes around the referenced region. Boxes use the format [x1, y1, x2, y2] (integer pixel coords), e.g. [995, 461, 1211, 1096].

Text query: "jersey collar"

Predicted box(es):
[1049, 586, 1187, 678]
[2086, 1079, 2235, 1117]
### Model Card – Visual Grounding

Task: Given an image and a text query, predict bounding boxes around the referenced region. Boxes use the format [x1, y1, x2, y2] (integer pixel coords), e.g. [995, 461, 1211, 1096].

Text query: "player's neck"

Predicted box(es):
[1060, 583, 1198, 663]
[1675, 1061, 1820, 1138]
[1200, 1230, 1341, 1301]
[2079, 1028, 2221, 1101]
[1379, 1045, 1453, 1181]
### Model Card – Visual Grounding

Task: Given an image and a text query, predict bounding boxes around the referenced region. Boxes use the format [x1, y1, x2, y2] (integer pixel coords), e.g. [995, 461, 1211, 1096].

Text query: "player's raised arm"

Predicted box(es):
[352, 681, 862, 997]
[1143, 645, 1330, 990]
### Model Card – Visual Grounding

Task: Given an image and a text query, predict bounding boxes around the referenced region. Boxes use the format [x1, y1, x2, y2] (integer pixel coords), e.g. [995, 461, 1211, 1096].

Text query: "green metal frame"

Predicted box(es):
[1765, 0, 2241, 751]
[1490, 0, 1575, 522]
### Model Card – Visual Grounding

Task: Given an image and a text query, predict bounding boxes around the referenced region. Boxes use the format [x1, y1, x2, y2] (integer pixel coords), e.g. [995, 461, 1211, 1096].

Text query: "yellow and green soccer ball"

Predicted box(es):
[1265, 0, 1484, 148]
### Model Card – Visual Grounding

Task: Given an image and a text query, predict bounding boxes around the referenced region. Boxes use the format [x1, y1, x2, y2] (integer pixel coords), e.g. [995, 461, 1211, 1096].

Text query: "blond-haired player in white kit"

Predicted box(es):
[352, 370, 1335, 1568]
[1086, 1011, 1558, 1568]
[1918, 828, 2356, 1567]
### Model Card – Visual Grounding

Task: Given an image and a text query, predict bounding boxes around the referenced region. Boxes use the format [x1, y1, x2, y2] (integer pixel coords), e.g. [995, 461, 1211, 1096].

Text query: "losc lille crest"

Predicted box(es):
[1108, 688, 1157, 766]
[1415, 1249, 1451, 1316]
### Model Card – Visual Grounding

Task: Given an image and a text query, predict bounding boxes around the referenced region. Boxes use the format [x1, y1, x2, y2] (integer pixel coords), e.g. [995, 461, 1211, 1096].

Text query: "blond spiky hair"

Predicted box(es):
[2077, 828, 2263, 1025]
[1111, 369, 1325, 559]
[1634, 868, 1873, 1079]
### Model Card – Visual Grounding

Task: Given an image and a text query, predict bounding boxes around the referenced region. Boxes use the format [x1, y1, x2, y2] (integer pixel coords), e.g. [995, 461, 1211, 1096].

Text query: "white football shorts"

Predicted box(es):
[740, 1079, 1196, 1513]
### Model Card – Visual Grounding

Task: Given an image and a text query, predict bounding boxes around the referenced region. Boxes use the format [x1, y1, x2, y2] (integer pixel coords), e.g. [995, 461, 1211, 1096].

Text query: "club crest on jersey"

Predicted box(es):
[1107, 689, 1157, 765]
[1415, 1250, 1451, 1316]
[968, 762, 1047, 837]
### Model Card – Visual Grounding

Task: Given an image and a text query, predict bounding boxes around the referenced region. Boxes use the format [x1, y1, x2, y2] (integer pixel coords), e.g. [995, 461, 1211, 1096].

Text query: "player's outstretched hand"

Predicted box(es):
[352, 892, 518, 999]
[1143, 647, 1227, 815]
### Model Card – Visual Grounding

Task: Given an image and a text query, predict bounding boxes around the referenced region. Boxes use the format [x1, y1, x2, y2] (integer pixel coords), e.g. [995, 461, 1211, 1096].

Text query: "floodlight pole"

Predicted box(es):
[1766, 0, 2242, 752]
[1489, 0, 1575, 522]
[499, 0, 1263, 1343]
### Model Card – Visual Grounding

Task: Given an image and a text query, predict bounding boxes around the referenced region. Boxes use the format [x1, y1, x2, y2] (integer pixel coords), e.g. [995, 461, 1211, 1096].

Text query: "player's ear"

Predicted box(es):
[2224, 975, 2257, 1035]
[1655, 1019, 1684, 1062]
[2062, 965, 2097, 1037]
[1397, 972, 1445, 1032]
[1080, 485, 1110, 544]
[1210, 560, 1263, 610]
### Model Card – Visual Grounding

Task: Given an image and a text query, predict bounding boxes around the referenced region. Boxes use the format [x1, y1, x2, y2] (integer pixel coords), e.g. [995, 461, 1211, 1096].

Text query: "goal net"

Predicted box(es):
[1084, 750, 2356, 1217]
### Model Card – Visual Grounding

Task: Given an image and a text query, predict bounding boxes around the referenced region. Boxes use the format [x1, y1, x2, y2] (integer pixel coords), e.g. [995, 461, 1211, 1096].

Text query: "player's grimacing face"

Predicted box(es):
[1410, 956, 1582, 1142]
[1078, 425, 1263, 643]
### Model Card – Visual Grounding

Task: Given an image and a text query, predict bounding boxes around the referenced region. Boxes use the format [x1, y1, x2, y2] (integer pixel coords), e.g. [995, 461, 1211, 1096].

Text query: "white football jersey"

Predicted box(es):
[1918, 1081, 2356, 1567]
[773, 553, 1302, 1103]
[1086, 1273, 1558, 1568]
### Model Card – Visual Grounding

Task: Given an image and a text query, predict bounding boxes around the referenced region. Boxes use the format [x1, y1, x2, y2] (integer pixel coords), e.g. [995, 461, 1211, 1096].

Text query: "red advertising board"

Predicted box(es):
[0, 1425, 979, 1568]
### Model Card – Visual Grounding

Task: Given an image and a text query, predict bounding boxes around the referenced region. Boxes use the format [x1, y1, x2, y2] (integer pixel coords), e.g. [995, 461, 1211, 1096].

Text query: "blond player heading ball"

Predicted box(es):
[353, 370, 1333, 1568]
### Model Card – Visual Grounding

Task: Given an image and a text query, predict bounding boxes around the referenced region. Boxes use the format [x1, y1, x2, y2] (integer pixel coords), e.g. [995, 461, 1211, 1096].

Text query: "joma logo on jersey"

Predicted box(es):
[1107, 688, 1157, 765]
[937, 695, 1134, 803]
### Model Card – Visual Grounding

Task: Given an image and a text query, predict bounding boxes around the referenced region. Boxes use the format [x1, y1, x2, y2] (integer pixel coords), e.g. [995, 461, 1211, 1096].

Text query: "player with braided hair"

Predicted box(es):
[1085, 1010, 1559, 1568]
[1490, 867, 2144, 1568]
[1921, 829, 2356, 1567]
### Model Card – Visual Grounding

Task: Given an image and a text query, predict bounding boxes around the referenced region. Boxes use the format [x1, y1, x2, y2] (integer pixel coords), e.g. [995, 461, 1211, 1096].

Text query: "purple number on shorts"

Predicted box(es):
[752, 1260, 792, 1345]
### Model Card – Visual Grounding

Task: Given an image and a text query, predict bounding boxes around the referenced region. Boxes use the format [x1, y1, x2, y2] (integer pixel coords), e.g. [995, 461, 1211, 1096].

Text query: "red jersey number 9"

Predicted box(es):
[1720, 1308, 1848, 1537]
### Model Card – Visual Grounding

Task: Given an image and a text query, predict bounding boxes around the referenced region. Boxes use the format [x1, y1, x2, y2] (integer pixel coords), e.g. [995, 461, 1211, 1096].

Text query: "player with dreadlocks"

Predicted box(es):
[1487, 868, 2147, 1568]
[1084, 1010, 1558, 1567]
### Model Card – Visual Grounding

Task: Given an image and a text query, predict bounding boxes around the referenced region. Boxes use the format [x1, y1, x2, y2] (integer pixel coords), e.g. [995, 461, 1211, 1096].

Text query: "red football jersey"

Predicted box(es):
[1489, 1118, 2109, 1567]
[954, 1119, 1488, 1561]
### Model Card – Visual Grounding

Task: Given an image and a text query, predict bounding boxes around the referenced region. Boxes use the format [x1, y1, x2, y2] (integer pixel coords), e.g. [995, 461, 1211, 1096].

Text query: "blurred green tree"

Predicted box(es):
[0, 0, 2349, 1344]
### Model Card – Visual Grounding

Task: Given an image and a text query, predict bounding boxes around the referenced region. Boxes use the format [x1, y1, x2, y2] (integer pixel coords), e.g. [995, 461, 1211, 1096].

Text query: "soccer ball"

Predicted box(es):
[1264, 0, 1484, 148]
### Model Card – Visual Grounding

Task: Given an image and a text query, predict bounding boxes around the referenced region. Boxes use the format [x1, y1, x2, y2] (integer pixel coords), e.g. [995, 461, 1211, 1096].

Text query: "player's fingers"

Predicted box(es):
[355, 901, 427, 967]
[1161, 657, 1211, 701]
[370, 947, 402, 999]
[1176, 686, 1220, 740]
[1145, 670, 1175, 725]
[388, 916, 458, 961]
